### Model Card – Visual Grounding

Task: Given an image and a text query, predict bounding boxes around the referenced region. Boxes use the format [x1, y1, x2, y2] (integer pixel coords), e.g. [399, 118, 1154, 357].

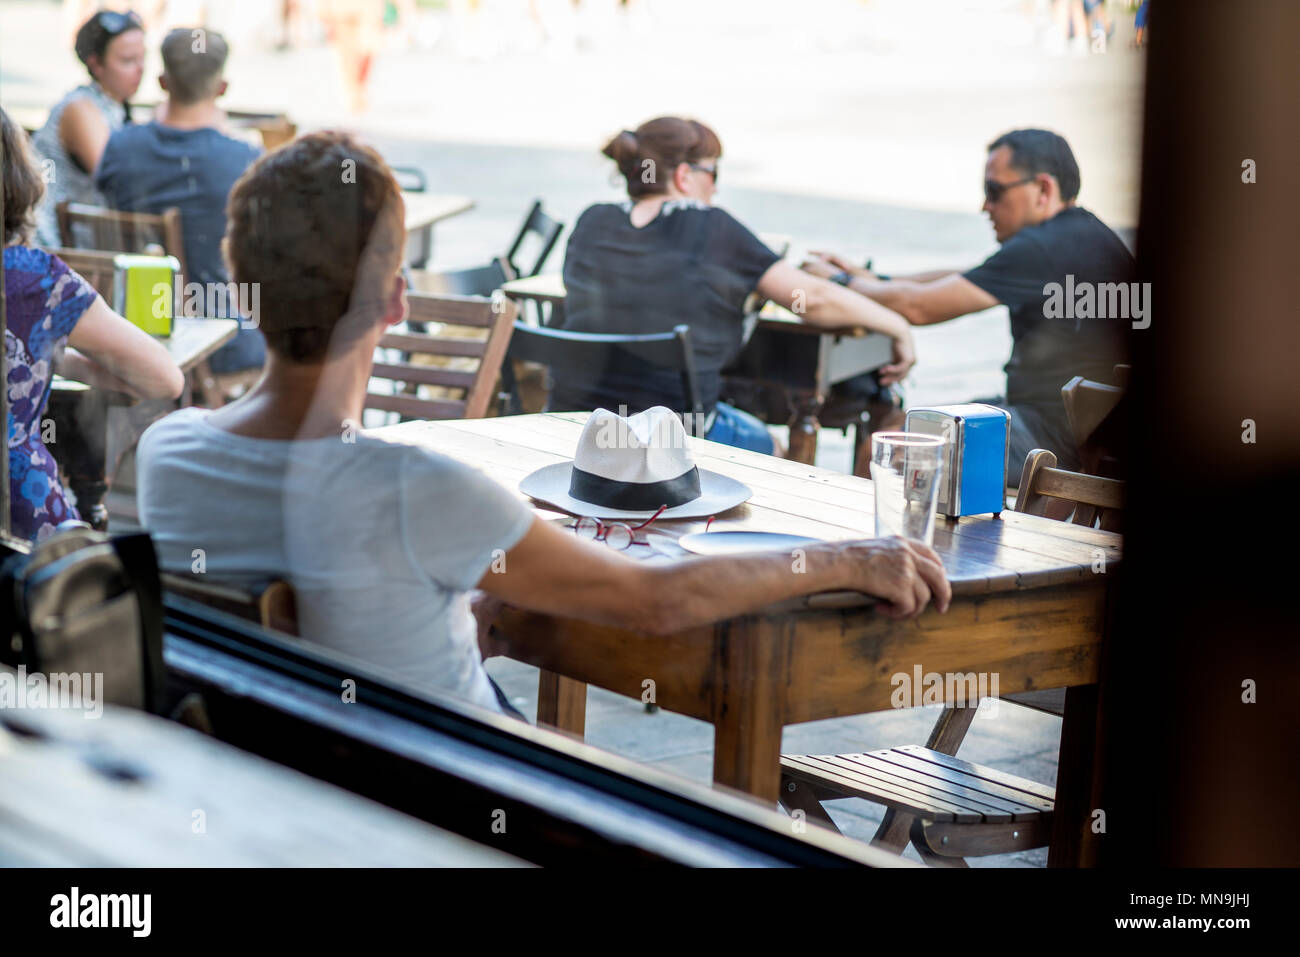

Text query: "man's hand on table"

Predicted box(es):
[849, 536, 951, 619]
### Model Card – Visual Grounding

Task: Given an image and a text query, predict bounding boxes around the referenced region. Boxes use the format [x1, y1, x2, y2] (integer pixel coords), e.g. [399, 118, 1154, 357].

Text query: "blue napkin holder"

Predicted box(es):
[903, 404, 1011, 517]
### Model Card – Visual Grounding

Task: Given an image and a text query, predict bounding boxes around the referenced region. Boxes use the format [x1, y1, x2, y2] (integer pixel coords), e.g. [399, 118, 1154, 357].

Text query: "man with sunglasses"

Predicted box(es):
[803, 128, 1132, 471]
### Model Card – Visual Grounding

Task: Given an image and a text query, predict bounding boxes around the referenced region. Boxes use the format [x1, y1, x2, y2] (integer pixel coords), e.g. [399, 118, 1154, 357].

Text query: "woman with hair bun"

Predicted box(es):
[558, 116, 917, 455]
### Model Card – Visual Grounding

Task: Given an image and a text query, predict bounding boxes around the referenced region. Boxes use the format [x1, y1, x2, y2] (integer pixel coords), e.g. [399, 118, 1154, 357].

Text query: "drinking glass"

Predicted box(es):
[870, 432, 946, 546]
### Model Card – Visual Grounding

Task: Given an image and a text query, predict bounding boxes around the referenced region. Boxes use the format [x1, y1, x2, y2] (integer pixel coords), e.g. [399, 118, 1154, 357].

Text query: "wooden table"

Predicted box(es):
[48, 318, 240, 528]
[499, 275, 893, 467]
[375, 413, 1120, 866]
[404, 192, 475, 269]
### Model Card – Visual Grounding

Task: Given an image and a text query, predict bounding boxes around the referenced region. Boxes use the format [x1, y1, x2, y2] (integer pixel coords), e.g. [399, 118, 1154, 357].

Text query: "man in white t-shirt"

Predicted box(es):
[137, 131, 951, 717]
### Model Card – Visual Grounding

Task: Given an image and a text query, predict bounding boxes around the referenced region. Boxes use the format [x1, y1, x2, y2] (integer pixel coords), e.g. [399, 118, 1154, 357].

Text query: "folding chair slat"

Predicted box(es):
[405, 292, 502, 328]
[369, 361, 477, 391]
[781, 756, 971, 822]
[378, 332, 488, 358]
[888, 746, 1058, 803]
[848, 750, 1052, 819]
[365, 391, 465, 420]
[826, 753, 1029, 820]
[783, 755, 988, 822]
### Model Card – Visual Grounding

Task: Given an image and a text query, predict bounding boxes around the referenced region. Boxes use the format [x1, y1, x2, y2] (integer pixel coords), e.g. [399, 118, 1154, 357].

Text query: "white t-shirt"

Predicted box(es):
[136, 408, 535, 714]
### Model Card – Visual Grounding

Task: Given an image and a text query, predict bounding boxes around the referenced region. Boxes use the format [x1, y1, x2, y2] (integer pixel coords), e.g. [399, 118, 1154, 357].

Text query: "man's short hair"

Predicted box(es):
[161, 28, 229, 105]
[988, 129, 1081, 202]
[223, 131, 406, 362]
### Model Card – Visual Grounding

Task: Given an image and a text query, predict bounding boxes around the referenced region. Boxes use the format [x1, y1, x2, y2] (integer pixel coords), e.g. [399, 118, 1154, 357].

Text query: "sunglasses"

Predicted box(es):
[95, 10, 144, 35]
[688, 162, 718, 185]
[983, 176, 1035, 203]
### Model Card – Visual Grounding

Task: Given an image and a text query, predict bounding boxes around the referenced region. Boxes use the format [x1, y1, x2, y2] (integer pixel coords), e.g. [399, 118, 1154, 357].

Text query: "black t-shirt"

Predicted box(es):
[963, 206, 1132, 412]
[557, 200, 781, 415]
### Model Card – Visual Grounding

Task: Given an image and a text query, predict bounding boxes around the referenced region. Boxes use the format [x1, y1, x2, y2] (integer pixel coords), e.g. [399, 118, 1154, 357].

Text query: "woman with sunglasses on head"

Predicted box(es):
[31, 9, 146, 247]
[557, 116, 917, 456]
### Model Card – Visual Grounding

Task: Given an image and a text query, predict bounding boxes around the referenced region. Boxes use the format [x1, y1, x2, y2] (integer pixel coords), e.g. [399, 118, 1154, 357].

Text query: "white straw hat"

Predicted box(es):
[519, 407, 753, 519]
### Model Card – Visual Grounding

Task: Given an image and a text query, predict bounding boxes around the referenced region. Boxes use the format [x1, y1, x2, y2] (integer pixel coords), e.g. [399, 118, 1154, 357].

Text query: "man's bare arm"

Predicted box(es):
[477, 516, 950, 637]
[843, 274, 1000, 327]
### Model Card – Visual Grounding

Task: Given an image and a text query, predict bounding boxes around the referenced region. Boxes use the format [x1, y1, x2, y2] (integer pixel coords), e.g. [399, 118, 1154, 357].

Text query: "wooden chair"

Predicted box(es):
[501, 321, 706, 423]
[1016, 448, 1123, 532]
[366, 291, 518, 422]
[778, 450, 1125, 865]
[161, 573, 299, 635]
[1062, 366, 1127, 477]
[47, 247, 119, 299]
[55, 202, 258, 406]
[55, 201, 189, 285]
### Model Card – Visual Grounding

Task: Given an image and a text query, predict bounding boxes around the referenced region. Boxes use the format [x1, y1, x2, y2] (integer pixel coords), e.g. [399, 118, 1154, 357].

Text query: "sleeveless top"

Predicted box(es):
[31, 83, 127, 247]
[4, 246, 98, 541]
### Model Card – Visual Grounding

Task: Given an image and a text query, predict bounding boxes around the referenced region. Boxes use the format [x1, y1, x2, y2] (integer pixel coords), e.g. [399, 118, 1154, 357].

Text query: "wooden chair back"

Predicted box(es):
[55, 201, 189, 284]
[504, 320, 705, 419]
[162, 574, 299, 635]
[506, 200, 564, 279]
[1013, 448, 1124, 532]
[48, 247, 119, 300]
[1061, 367, 1126, 476]
[367, 291, 519, 421]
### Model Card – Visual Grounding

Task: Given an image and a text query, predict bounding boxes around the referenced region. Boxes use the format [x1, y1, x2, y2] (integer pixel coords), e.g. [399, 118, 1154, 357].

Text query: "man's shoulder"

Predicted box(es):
[139, 407, 210, 456]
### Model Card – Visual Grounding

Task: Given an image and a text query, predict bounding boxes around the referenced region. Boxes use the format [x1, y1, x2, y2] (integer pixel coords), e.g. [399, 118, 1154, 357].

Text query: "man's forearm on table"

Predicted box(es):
[643, 547, 854, 635]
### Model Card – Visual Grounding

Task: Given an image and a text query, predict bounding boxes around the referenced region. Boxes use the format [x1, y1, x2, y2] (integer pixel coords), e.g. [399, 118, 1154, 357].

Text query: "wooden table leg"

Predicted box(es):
[536, 669, 587, 740]
[1048, 683, 1102, 866]
[787, 395, 822, 466]
[710, 617, 788, 805]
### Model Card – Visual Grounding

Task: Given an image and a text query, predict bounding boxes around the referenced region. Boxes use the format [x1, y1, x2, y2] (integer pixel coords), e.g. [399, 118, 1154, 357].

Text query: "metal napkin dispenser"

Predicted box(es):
[904, 404, 1010, 517]
[112, 253, 180, 337]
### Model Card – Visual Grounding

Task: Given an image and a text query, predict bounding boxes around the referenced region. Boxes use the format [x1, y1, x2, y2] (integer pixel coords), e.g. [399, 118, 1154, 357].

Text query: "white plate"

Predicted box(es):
[677, 531, 822, 556]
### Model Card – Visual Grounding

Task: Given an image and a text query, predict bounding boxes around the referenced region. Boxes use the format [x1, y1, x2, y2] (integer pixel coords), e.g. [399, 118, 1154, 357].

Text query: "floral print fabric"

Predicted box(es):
[5, 246, 97, 540]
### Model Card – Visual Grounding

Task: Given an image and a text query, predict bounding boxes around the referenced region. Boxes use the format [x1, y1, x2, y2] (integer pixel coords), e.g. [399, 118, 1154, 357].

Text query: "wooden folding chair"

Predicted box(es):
[778, 450, 1124, 865]
[366, 291, 518, 422]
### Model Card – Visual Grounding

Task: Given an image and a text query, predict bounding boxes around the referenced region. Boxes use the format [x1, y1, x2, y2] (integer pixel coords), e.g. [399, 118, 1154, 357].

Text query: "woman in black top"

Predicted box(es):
[559, 115, 916, 454]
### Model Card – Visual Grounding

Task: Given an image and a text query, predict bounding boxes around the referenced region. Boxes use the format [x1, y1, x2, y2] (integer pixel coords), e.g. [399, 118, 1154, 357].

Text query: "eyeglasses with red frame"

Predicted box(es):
[569, 504, 668, 550]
